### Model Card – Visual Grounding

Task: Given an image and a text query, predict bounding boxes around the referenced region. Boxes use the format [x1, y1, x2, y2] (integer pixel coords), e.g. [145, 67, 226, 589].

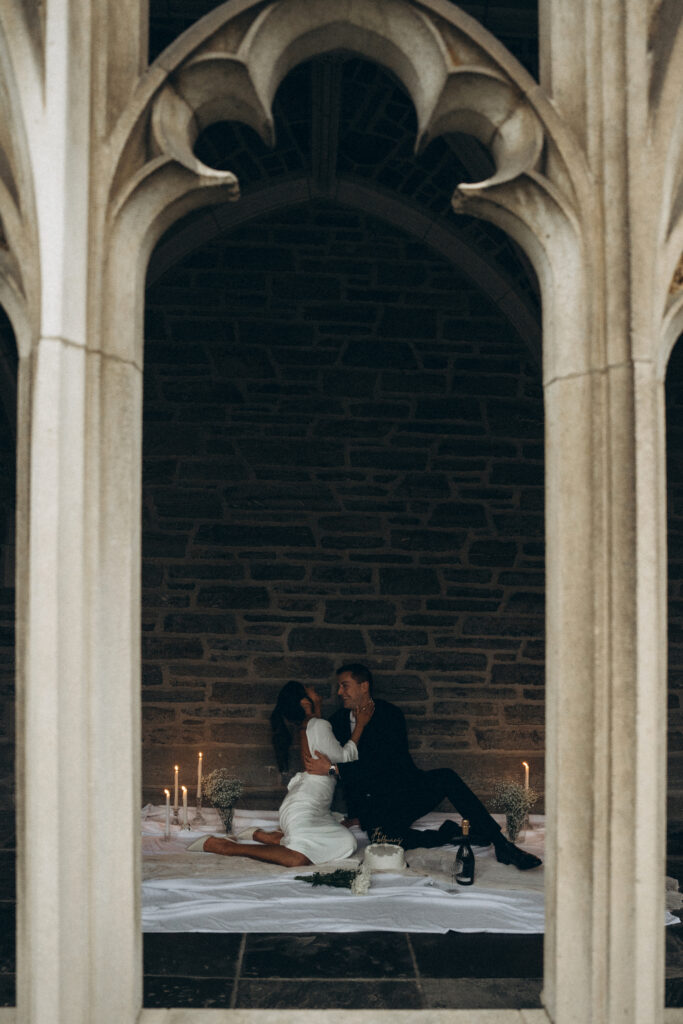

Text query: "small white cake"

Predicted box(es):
[362, 842, 406, 872]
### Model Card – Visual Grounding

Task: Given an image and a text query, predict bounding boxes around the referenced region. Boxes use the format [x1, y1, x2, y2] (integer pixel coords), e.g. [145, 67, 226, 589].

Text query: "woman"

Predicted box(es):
[189, 680, 374, 867]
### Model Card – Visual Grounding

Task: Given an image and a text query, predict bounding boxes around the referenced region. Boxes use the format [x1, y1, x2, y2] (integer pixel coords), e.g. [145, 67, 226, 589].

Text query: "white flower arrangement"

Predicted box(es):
[351, 864, 372, 896]
[202, 768, 243, 807]
[202, 769, 243, 831]
[492, 780, 538, 842]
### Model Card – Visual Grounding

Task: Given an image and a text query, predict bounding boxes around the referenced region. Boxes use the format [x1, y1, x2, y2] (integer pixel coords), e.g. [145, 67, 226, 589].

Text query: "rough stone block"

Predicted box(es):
[163, 613, 238, 633]
[208, 722, 271, 744]
[252, 656, 336, 678]
[142, 665, 163, 687]
[211, 682, 283, 703]
[468, 540, 518, 567]
[390, 528, 466, 551]
[312, 565, 372, 584]
[250, 564, 306, 581]
[142, 532, 188, 558]
[474, 727, 545, 750]
[342, 340, 416, 367]
[368, 629, 428, 646]
[324, 600, 396, 625]
[152, 491, 223, 518]
[178, 459, 248, 481]
[287, 627, 366, 653]
[372, 674, 428, 700]
[350, 449, 428, 470]
[416, 398, 481, 421]
[322, 534, 386, 549]
[142, 637, 204, 659]
[463, 615, 543, 638]
[197, 586, 269, 609]
[394, 473, 451, 498]
[492, 663, 545, 686]
[405, 651, 487, 671]
[195, 524, 314, 547]
[504, 704, 545, 724]
[429, 503, 488, 528]
[378, 307, 436, 339]
[169, 563, 245, 580]
[379, 568, 440, 594]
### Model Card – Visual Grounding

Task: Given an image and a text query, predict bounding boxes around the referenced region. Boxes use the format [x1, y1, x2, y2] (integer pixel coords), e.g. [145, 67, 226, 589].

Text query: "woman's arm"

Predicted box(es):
[349, 701, 374, 746]
[298, 723, 311, 766]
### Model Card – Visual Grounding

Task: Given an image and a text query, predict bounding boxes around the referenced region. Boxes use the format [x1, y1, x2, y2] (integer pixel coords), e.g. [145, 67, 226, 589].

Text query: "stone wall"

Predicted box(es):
[668, 341, 683, 822]
[141, 202, 546, 809]
[0, 310, 15, 820]
[0, 205, 681, 822]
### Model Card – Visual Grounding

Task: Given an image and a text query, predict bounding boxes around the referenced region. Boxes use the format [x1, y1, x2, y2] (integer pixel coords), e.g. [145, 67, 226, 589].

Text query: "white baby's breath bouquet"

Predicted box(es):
[492, 780, 538, 842]
[202, 768, 243, 833]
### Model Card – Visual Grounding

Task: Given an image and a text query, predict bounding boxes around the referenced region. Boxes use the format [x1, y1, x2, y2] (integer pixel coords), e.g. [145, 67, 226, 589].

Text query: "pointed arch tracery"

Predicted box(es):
[103, 0, 593, 380]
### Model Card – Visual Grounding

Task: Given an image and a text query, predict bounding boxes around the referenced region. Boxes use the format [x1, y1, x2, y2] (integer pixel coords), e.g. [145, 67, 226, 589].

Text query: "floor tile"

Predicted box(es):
[0, 903, 14, 973]
[0, 854, 15, 900]
[421, 977, 543, 1009]
[242, 932, 414, 979]
[667, 977, 683, 1007]
[234, 978, 424, 1009]
[143, 975, 234, 1008]
[666, 922, 683, 977]
[143, 932, 242, 976]
[0, 973, 14, 1007]
[410, 931, 543, 978]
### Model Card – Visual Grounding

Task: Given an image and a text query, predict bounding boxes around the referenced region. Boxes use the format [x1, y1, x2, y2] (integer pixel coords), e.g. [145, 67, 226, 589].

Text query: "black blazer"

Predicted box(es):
[330, 699, 420, 821]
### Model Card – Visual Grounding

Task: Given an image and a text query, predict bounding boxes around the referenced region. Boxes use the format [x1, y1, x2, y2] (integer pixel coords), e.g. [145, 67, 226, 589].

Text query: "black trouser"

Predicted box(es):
[361, 768, 502, 851]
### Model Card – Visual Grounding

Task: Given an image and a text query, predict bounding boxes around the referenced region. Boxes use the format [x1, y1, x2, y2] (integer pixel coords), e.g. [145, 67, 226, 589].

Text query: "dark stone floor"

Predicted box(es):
[0, 835, 681, 1010]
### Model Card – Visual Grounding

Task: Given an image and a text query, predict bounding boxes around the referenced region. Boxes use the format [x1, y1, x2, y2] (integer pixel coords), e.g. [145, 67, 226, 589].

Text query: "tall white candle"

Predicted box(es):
[197, 752, 203, 800]
[522, 760, 530, 790]
[182, 785, 188, 828]
[164, 789, 171, 838]
[174, 765, 179, 811]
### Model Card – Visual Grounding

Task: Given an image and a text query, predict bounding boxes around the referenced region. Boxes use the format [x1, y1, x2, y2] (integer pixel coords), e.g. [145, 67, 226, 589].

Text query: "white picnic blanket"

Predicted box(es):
[141, 806, 679, 933]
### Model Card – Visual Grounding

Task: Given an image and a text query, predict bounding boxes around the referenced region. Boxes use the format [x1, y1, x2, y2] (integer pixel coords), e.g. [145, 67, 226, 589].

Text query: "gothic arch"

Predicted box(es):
[102, 0, 593, 377]
[147, 176, 542, 364]
[7, 2, 676, 1023]
[97, 4, 603, 1022]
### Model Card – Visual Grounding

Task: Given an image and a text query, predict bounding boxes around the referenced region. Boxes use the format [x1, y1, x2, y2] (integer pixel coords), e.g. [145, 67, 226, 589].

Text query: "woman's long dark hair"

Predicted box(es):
[270, 680, 309, 773]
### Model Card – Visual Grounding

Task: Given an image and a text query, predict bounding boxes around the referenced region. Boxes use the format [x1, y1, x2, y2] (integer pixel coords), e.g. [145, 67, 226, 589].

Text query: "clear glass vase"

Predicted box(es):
[216, 804, 235, 834]
[504, 814, 525, 844]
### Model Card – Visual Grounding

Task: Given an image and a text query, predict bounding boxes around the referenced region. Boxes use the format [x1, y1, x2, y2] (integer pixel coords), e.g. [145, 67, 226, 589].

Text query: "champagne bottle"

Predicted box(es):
[453, 819, 475, 885]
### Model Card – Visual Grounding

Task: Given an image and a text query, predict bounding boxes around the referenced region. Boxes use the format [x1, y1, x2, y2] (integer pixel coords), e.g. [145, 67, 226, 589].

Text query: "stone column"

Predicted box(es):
[539, 4, 668, 1019]
[12, 0, 147, 1020]
[544, 361, 667, 1024]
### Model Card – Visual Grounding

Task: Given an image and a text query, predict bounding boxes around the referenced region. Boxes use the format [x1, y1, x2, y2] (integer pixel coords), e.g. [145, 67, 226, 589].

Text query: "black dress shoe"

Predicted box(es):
[494, 838, 542, 870]
[438, 820, 491, 847]
[437, 820, 462, 842]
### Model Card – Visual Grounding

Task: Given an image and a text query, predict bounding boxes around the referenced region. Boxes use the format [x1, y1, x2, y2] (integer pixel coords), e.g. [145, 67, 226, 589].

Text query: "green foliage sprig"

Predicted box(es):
[295, 865, 372, 895]
[295, 868, 359, 889]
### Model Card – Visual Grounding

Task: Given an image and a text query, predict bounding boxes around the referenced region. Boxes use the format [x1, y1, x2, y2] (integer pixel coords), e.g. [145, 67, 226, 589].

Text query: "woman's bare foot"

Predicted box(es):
[204, 836, 241, 856]
[253, 829, 283, 846]
[203, 833, 310, 867]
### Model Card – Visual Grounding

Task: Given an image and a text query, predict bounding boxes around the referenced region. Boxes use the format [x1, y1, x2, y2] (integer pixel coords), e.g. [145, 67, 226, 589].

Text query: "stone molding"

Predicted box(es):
[0, 0, 680, 1022]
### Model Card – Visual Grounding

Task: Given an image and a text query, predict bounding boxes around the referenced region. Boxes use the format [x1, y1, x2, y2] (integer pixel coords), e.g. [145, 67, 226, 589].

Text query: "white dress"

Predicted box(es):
[278, 717, 359, 864]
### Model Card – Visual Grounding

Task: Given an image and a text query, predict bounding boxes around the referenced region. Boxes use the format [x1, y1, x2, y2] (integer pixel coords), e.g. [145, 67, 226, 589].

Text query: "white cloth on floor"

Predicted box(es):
[141, 808, 680, 933]
[278, 717, 358, 864]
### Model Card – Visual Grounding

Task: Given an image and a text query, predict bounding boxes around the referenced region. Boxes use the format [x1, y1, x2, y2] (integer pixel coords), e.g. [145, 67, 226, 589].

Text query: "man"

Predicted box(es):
[303, 662, 541, 870]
